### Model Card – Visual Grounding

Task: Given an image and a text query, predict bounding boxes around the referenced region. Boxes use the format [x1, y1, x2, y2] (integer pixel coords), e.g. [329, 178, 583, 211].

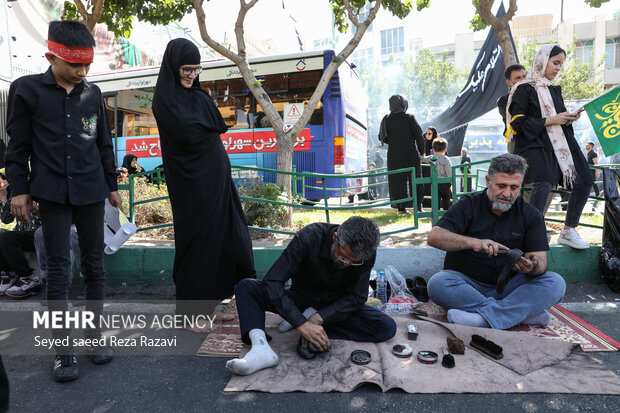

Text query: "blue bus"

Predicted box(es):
[88, 50, 369, 199]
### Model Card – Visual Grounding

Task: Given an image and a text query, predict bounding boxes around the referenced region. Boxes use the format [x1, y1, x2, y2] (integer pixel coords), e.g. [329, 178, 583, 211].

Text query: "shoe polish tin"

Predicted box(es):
[350, 350, 371, 365]
[417, 350, 439, 364]
[392, 344, 413, 358]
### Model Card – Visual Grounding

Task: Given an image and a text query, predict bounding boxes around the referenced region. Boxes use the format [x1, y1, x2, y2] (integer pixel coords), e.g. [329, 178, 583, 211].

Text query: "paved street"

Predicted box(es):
[1, 282, 619, 413]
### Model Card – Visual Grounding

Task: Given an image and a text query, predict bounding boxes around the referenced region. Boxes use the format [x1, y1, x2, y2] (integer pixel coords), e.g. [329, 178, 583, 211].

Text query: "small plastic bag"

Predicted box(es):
[385, 265, 418, 305]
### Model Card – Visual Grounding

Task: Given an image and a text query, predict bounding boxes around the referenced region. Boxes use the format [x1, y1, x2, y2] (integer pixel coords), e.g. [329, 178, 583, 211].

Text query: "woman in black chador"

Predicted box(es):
[152, 39, 255, 323]
[379, 94, 425, 213]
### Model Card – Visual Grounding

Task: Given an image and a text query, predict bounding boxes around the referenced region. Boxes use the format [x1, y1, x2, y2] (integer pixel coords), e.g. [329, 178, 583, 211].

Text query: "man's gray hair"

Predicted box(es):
[488, 153, 528, 179]
[337, 216, 380, 260]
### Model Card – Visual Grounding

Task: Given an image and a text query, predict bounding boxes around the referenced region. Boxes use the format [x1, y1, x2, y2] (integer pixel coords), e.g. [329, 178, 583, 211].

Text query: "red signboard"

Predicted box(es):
[220, 128, 314, 154]
[126, 137, 162, 158]
[124, 128, 314, 157]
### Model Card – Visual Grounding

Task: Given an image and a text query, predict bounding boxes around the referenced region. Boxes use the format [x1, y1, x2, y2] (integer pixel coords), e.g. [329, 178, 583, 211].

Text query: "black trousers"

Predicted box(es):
[0, 230, 35, 276]
[0, 355, 7, 413]
[438, 183, 453, 211]
[38, 199, 105, 342]
[235, 278, 397, 345]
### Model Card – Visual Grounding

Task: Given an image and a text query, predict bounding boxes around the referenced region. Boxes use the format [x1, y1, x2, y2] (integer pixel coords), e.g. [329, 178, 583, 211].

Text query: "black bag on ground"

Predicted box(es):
[600, 168, 620, 293]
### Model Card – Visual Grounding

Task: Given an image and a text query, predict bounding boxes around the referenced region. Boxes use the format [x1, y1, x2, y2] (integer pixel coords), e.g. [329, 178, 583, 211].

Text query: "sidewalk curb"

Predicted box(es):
[101, 245, 603, 285]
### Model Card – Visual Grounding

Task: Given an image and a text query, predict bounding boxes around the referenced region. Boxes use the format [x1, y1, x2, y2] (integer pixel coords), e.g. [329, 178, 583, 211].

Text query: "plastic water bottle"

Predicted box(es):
[382, 303, 415, 315]
[377, 271, 387, 305]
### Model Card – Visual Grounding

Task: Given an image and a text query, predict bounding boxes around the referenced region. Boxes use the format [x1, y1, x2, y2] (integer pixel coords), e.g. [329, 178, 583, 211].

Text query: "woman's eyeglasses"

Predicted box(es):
[181, 66, 203, 76]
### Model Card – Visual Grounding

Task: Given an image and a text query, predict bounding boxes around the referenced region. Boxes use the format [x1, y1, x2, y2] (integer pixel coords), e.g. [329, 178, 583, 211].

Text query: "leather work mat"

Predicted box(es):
[197, 300, 619, 357]
[224, 316, 620, 394]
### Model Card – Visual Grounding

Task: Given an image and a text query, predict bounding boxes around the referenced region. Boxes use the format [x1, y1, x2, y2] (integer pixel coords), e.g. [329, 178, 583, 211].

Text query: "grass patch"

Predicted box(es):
[291, 207, 432, 229]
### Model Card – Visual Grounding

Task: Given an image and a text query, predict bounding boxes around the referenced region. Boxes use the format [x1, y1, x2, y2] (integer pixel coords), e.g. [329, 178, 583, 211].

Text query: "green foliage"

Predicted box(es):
[583, 0, 611, 7]
[63, 1, 195, 39]
[469, 0, 488, 32]
[330, 0, 413, 33]
[238, 178, 287, 229]
[359, 48, 466, 108]
[119, 176, 174, 239]
[516, 39, 605, 99]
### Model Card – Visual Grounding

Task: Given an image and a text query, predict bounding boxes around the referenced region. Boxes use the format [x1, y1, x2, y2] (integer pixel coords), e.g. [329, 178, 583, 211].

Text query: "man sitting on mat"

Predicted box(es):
[426, 153, 566, 329]
[226, 216, 396, 375]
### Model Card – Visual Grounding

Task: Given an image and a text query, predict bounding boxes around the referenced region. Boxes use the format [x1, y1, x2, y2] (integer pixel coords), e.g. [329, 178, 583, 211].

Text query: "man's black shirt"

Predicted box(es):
[587, 149, 598, 166]
[263, 223, 376, 328]
[5, 67, 117, 205]
[435, 190, 548, 285]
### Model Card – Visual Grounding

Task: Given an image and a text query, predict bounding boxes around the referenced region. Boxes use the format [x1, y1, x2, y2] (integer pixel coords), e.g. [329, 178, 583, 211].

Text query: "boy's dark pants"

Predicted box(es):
[438, 183, 452, 211]
[235, 278, 397, 345]
[38, 200, 105, 344]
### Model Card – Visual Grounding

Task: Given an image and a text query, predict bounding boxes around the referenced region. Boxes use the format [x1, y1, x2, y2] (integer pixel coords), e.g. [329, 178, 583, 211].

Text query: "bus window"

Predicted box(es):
[258, 91, 323, 126]
[105, 87, 158, 137]
[289, 70, 321, 90]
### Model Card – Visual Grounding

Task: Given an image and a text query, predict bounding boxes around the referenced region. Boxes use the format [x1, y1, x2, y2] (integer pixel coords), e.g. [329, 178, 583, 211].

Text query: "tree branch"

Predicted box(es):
[91, 0, 106, 30]
[476, 0, 498, 27]
[292, 0, 382, 134]
[499, 0, 517, 25]
[342, 0, 361, 27]
[235, 0, 259, 58]
[73, 0, 91, 25]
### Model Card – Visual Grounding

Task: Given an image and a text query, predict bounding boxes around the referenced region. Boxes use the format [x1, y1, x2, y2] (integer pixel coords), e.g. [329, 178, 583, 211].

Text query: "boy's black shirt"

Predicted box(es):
[5, 67, 117, 205]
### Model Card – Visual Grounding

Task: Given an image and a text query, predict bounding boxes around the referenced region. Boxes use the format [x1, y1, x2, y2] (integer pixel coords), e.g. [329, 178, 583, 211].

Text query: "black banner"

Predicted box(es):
[423, 2, 516, 156]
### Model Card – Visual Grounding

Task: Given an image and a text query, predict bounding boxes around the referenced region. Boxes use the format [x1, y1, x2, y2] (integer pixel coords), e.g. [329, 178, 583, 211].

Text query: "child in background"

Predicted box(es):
[432, 138, 453, 211]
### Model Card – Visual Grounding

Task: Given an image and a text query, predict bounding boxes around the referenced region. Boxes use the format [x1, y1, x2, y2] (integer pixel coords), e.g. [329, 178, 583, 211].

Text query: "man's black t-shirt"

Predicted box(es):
[435, 189, 549, 285]
[587, 149, 598, 166]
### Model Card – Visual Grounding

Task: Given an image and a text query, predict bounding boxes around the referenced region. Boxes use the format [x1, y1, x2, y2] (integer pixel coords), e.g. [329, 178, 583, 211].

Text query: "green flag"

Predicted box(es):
[584, 85, 620, 157]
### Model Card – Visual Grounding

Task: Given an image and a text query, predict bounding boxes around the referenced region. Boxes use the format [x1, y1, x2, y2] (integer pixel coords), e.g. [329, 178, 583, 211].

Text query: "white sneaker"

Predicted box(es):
[558, 228, 590, 250]
[5, 276, 41, 298]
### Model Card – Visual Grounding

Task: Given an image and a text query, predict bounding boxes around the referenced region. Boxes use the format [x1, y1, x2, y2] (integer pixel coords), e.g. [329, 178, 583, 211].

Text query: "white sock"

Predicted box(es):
[278, 307, 317, 333]
[522, 311, 551, 326]
[447, 309, 490, 328]
[226, 329, 279, 376]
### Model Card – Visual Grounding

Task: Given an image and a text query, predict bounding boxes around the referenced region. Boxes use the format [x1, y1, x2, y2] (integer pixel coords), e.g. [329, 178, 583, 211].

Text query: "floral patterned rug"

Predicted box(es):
[197, 300, 619, 357]
[416, 301, 620, 352]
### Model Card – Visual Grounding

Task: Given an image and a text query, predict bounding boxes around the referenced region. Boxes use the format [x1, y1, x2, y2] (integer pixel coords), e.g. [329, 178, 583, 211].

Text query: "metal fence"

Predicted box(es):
[119, 160, 612, 235]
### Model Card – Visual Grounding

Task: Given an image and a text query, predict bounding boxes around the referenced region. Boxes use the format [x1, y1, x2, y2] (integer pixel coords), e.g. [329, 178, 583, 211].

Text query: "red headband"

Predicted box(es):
[47, 40, 94, 63]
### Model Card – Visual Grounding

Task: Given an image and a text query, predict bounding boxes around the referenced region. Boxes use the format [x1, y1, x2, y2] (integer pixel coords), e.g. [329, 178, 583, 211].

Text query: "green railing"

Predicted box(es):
[119, 160, 615, 235]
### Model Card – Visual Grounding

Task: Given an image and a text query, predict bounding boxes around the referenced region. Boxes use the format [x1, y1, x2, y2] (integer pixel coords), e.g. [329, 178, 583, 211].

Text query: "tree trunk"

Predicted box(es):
[192, 0, 382, 228]
[494, 23, 518, 67]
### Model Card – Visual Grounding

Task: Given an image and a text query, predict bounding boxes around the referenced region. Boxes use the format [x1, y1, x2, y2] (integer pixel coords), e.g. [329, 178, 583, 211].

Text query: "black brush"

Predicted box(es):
[441, 347, 455, 368]
[495, 249, 523, 294]
[470, 334, 503, 360]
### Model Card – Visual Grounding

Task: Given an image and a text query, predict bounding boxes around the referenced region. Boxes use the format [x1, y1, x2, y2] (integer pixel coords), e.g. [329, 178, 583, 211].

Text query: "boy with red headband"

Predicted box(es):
[5, 20, 122, 382]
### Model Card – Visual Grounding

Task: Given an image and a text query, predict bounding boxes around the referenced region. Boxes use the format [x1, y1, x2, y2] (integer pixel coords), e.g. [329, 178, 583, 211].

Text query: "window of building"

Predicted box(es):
[351, 48, 374, 68]
[381, 27, 404, 56]
[575, 40, 594, 67]
[605, 38, 620, 68]
[352, 4, 373, 34]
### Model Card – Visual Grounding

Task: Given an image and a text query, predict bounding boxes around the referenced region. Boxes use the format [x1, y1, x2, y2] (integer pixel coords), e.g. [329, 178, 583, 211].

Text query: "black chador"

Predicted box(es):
[153, 39, 255, 316]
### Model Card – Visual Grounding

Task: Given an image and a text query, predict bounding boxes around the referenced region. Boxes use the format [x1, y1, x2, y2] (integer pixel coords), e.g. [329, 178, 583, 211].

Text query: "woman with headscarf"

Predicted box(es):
[121, 154, 143, 175]
[506, 44, 592, 250]
[420, 126, 438, 208]
[152, 38, 255, 323]
[378, 94, 425, 213]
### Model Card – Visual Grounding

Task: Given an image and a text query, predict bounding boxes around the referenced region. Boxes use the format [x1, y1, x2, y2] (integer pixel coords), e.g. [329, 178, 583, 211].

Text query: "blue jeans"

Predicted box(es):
[427, 269, 566, 329]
